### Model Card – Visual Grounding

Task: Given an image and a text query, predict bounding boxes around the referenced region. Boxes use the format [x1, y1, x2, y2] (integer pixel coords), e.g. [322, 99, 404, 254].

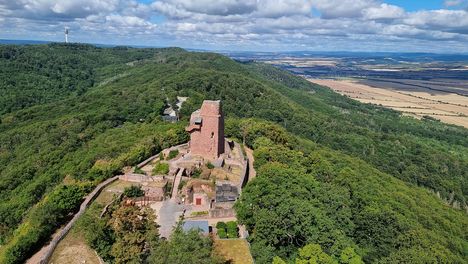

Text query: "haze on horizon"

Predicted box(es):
[1, 0, 468, 53]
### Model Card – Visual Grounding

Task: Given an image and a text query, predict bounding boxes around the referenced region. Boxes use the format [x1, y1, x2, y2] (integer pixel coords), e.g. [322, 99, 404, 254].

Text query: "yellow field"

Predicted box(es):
[214, 239, 254, 264]
[310, 79, 468, 128]
[49, 230, 101, 264]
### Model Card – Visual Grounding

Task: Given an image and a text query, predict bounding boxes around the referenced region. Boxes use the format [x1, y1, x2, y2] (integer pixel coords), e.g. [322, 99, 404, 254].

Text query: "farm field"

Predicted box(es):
[310, 79, 468, 128]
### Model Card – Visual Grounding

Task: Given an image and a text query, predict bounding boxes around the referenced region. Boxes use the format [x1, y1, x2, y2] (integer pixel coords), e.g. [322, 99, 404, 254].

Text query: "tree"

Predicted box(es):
[149, 221, 223, 264]
[339, 247, 363, 264]
[108, 205, 159, 263]
[296, 244, 336, 264]
[153, 162, 169, 175]
[123, 185, 145, 198]
[272, 256, 287, 264]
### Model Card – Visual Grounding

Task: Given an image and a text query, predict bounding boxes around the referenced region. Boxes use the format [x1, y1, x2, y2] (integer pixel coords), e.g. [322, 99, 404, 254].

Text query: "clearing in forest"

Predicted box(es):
[214, 239, 254, 264]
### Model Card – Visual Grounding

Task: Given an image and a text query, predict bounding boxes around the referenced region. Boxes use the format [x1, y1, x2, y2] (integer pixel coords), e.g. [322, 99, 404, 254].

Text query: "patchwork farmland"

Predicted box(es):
[310, 79, 468, 128]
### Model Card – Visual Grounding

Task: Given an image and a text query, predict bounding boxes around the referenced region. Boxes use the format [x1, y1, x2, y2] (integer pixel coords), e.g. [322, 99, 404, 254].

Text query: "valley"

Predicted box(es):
[310, 79, 468, 128]
[229, 51, 468, 129]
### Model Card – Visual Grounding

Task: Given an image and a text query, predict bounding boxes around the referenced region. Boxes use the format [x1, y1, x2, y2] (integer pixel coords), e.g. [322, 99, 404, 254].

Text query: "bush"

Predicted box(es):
[192, 168, 202, 178]
[152, 162, 169, 175]
[217, 229, 227, 239]
[123, 185, 144, 198]
[226, 221, 237, 230]
[216, 221, 237, 239]
[226, 221, 238, 238]
[206, 162, 214, 169]
[134, 166, 145, 175]
[227, 229, 238, 238]
[216, 221, 227, 230]
[167, 150, 179, 160]
[178, 180, 187, 191]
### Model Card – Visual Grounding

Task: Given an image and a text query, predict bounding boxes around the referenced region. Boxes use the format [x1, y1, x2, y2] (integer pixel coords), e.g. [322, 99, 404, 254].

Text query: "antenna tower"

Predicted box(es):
[65, 28, 69, 43]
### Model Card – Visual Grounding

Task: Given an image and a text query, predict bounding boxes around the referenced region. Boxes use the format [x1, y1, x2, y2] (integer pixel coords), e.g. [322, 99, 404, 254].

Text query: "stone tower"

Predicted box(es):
[185, 100, 225, 160]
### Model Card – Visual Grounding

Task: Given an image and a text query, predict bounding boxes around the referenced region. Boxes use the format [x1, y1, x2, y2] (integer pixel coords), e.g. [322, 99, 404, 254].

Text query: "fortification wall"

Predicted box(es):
[40, 176, 119, 264]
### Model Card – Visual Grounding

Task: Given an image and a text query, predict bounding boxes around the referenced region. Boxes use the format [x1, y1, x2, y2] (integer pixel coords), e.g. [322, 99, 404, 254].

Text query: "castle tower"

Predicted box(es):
[185, 100, 225, 160]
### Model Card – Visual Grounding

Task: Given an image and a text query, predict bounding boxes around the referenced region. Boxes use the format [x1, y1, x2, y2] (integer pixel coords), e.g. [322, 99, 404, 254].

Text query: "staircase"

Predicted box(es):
[171, 168, 184, 200]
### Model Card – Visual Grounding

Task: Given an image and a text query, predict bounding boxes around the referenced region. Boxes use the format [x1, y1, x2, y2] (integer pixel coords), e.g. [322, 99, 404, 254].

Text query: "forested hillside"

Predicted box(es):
[0, 44, 167, 115]
[0, 44, 466, 263]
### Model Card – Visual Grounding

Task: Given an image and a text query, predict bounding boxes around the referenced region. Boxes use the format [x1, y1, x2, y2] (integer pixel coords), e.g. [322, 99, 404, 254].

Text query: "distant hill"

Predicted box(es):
[0, 39, 52, 45]
[0, 44, 466, 264]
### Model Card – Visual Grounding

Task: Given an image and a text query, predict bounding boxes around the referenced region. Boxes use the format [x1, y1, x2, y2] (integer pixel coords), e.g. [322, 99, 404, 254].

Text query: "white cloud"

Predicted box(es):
[312, 0, 377, 19]
[256, 0, 313, 18]
[153, 0, 256, 16]
[105, 14, 153, 27]
[404, 9, 468, 34]
[362, 3, 405, 20]
[0, 0, 468, 52]
[444, 0, 467, 7]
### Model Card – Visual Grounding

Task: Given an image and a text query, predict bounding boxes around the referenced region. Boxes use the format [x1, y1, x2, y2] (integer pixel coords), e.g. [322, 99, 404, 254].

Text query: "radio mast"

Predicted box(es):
[65, 27, 69, 43]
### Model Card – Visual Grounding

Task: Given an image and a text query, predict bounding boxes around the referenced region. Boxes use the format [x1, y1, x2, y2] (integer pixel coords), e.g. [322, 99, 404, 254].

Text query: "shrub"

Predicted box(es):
[123, 185, 144, 198]
[152, 162, 169, 175]
[192, 168, 202, 178]
[178, 180, 187, 190]
[217, 228, 227, 239]
[226, 221, 238, 238]
[206, 162, 214, 169]
[167, 150, 179, 160]
[134, 166, 145, 175]
[227, 229, 238, 238]
[226, 221, 237, 230]
[216, 221, 227, 230]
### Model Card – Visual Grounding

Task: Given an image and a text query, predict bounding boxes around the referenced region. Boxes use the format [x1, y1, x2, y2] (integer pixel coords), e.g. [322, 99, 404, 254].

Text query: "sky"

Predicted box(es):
[0, 0, 468, 53]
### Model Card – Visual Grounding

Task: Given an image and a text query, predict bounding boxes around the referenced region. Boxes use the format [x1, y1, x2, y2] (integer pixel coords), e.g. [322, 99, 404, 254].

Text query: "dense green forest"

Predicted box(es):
[230, 119, 467, 263]
[0, 44, 466, 263]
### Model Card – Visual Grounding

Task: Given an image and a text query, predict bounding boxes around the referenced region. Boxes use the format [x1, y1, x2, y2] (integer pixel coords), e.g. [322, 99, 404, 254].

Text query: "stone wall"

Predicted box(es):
[40, 176, 119, 264]
[235, 142, 249, 190]
[209, 208, 235, 218]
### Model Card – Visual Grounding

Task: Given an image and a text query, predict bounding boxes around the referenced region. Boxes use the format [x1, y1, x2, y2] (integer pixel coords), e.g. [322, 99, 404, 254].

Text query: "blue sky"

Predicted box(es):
[1, 0, 468, 53]
[385, 0, 443, 11]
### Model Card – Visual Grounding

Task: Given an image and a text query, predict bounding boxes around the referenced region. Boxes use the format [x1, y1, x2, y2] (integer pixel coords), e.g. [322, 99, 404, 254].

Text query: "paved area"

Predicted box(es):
[152, 200, 185, 239]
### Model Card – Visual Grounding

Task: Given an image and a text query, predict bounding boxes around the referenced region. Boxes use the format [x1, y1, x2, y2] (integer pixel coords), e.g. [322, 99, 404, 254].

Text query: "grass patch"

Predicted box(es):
[190, 211, 209, 217]
[134, 166, 146, 175]
[152, 162, 169, 175]
[214, 239, 253, 264]
[49, 227, 101, 264]
[167, 150, 179, 160]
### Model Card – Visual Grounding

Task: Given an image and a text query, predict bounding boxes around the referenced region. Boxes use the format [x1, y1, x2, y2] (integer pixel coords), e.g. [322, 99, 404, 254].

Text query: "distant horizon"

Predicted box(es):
[2, 38, 468, 57]
[1, 0, 468, 54]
